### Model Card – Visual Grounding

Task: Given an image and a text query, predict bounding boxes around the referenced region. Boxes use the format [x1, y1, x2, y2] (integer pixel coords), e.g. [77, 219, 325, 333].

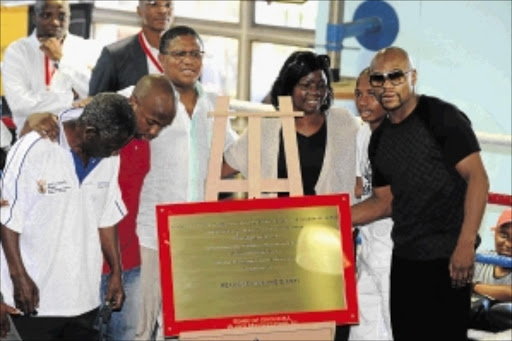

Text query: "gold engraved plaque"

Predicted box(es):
[157, 194, 358, 335]
[170, 206, 346, 320]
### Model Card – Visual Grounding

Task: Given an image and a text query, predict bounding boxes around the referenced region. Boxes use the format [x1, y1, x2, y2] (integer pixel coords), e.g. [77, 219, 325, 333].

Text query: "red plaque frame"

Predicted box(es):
[157, 194, 358, 337]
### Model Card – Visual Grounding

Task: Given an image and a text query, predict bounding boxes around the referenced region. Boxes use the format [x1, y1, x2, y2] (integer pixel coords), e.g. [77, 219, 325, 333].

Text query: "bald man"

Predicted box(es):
[351, 47, 489, 340]
[99, 74, 176, 341]
[1, 0, 102, 137]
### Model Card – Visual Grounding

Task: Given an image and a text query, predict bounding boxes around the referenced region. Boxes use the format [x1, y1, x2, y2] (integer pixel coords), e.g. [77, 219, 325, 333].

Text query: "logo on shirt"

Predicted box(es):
[97, 181, 110, 189]
[37, 179, 47, 194]
[36, 179, 71, 194]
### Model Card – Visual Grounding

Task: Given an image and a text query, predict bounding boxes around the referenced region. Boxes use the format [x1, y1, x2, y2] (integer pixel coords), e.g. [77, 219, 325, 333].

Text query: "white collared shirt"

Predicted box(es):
[1, 30, 102, 136]
[355, 123, 372, 201]
[136, 83, 238, 250]
[224, 107, 359, 201]
[0, 107, 126, 316]
[139, 31, 162, 75]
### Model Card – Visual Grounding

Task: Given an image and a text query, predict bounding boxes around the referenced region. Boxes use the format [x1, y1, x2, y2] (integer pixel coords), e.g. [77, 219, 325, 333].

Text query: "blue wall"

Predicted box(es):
[316, 0, 512, 251]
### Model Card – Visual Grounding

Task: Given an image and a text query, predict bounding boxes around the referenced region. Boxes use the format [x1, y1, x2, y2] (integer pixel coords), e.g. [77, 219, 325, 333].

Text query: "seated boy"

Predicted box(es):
[470, 208, 512, 332]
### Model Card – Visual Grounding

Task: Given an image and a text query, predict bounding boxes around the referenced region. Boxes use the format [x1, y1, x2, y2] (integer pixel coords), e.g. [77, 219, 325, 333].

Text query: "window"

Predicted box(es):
[250, 42, 312, 103]
[174, 1, 239, 23]
[93, 23, 139, 47]
[93, 0, 137, 12]
[201, 35, 238, 97]
[91, 0, 316, 100]
[254, 0, 317, 29]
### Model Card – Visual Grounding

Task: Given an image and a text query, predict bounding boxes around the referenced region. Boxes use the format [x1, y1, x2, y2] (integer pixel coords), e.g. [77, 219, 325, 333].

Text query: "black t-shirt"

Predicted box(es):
[278, 120, 327, 196]
[369, 95, 480, 260]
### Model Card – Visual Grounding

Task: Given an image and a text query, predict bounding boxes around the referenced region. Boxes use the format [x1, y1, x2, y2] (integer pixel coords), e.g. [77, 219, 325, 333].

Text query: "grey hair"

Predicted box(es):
[34, 0, 70, 15]
[79, 93, 136, 144]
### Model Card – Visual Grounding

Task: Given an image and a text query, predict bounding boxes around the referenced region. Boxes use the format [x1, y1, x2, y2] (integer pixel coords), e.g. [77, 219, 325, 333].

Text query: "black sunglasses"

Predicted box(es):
[369, 69, 413, 87]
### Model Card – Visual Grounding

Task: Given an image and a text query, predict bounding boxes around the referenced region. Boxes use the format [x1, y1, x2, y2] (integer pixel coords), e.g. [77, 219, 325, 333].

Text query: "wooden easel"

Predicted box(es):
[182, 96, 335, 340]
[204, 96, 304, 201]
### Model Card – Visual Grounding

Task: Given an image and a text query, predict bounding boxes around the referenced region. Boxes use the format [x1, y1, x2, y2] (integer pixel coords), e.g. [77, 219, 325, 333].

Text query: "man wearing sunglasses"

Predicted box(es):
[351, 46, 489, 340]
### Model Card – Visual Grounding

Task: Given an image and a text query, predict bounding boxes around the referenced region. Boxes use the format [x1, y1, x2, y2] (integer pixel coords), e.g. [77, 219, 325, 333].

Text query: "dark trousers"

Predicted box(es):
[390, 254, 471, 341]
[334, 325, 350, 341]
[11, 307, 99, 341]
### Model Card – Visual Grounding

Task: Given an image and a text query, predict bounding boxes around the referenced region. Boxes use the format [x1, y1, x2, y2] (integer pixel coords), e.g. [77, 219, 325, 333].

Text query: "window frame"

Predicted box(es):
[91, 1, 315, 100]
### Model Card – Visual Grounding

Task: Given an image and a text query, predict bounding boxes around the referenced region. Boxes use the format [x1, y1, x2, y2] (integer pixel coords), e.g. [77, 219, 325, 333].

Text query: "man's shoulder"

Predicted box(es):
[65, 33, 101, 47]
[9, 34, 32, 45]
[196, 86, 221, 113]
[4, 35, 33, 55]
[418, 95, 465, 117]
[104, 34, 140, 53]
[13, 131, 45, 148]
[196, 82, 215, 101]
[7, 132, 57, 166]
[416, 94, 472, 127]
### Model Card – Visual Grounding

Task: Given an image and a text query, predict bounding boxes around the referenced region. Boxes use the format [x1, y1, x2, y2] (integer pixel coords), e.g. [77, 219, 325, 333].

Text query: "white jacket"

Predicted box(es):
[224, 107, 359, 202]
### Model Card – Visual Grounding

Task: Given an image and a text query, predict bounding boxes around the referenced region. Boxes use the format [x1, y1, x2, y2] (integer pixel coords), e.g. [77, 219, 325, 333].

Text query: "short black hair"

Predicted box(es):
[270, 51, 334, 113]
[356, 67, 370, 87]
[159, 25, 203, 54]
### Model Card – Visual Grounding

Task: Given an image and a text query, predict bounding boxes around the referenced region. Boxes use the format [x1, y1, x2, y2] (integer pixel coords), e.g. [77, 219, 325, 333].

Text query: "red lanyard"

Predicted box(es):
[45, 56, 56, 87]
[138, 31, 163, 73]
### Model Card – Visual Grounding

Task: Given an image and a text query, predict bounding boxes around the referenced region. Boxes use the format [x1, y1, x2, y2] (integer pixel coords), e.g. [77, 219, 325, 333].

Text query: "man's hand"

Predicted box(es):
[451, 152, 488, 288]
[449, 240, 475, 288]
[104, 273, 125, 311]
[11, 273, 39, 315]
[20, 112, 59, 141]
[99, 226, 124, 310]
[39, 37, 63, 62]
[0, 301, 20, 338]
[73, 96, 93, 108]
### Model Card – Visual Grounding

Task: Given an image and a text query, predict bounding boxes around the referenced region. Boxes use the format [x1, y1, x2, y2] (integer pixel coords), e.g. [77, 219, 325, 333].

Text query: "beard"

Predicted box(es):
[378, 93, 403, 111]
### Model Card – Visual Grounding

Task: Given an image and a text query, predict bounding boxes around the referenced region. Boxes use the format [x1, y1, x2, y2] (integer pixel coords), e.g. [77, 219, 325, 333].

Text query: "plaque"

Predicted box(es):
[179, 321, 336, 340]
[157, 194, 358, 336]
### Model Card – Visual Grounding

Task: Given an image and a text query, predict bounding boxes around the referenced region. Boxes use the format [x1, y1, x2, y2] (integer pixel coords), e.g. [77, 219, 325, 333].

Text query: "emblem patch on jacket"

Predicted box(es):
[37, 179, 47, 194]
[37, 180, 71, 194]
